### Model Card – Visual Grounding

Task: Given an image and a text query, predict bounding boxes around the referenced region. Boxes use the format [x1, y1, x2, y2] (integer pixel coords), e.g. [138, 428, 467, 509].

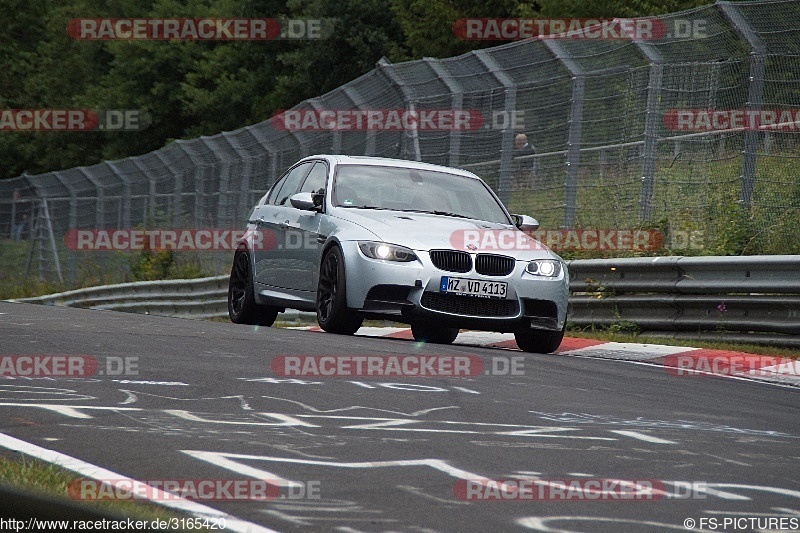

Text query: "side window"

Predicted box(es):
[270, 162, 313, 205]
[299, 162, 328, 194]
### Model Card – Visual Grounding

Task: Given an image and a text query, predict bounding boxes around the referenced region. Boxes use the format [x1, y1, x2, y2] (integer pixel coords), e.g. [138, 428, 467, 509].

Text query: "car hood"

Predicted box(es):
[331, 208, 556, 259]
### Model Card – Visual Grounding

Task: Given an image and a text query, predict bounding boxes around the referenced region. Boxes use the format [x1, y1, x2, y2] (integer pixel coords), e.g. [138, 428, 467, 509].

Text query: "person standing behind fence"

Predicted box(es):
[12, 189, 30, 241]
[513, 133, 538, 189]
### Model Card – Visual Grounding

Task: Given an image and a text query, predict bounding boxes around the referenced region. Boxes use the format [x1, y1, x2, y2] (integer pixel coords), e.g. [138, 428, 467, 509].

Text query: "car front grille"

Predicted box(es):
[421, 292, 518, 317]
[475, 254, 515, 276]
[430, 250, 471, 273]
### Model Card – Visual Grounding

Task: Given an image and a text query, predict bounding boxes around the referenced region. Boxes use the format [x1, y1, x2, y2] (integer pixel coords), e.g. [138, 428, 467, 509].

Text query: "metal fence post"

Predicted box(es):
[201, 139, 233, 230]
[218, 140, 235, 228]
[78, 168, 104, 229]
[50, 172, 78, 282]
[151, 151, 183, 227]
[718, 1, 766, 210]
[633, 40, 664, 221]
[106, 161, 131, 229]
[308, 98, 341, 154]
[221, 132, 252, 226]
[405, 101, 422, 162]
[9, 198, 16, 240]
[543, 41, 585, 228]
[343, 86, 376, 156]
[270, 153, 279, 185]
[376, 58, 420, 161]
[425, 58, 464, 167]
[473, 50, 516, 207]
[41, 198, 63, 283]
[192, 166, 203, 229]
[244, 125, 280, 193]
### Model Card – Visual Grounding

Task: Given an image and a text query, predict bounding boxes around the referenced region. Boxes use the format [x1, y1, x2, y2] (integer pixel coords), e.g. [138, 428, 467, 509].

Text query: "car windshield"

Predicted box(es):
[332, 164, 511, 224]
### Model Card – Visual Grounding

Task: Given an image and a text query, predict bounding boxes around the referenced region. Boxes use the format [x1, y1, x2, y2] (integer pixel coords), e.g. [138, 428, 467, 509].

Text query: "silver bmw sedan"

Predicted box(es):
[228, 155, 568, 353]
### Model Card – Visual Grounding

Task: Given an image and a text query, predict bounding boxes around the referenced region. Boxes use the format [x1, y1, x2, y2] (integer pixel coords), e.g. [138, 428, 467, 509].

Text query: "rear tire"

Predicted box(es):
[316, 246, 363, 335]
[411, 323, 460, 344]
[228, 249, 279, 326]
[514, 324, 565, 353]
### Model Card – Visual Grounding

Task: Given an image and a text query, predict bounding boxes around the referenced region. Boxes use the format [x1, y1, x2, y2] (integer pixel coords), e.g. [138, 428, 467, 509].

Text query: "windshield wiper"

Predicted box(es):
[394, 208, 472, 219]
[340, 205, 392, 210]
[431, 210, 472, 219]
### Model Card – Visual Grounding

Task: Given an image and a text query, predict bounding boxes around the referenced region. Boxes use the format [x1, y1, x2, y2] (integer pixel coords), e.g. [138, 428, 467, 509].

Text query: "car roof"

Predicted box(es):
[301, 154, 479, 179]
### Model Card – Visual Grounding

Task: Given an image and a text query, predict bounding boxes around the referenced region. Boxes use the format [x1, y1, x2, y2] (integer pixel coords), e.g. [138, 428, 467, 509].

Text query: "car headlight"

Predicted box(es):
[525, 259, 562, 277]
[358, 242, 418, 262]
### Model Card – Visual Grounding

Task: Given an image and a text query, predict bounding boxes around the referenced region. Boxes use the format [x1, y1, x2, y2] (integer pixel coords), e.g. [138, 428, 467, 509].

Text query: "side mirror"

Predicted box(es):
[289, 192, 318, 211]
[512, 214, 539, 231]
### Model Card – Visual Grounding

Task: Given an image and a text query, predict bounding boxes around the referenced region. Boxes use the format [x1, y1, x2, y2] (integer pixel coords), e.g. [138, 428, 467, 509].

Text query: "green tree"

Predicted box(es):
[391, 0, 521, 59]
[269, 0, 410, 111]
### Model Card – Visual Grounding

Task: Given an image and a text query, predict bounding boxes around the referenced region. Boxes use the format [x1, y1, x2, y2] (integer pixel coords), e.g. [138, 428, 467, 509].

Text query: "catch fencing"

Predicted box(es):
[1, 0, 799, 283]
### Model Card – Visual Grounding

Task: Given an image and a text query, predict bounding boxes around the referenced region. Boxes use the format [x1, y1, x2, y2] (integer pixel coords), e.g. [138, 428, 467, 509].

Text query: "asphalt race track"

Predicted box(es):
[1, 300, 799, 532]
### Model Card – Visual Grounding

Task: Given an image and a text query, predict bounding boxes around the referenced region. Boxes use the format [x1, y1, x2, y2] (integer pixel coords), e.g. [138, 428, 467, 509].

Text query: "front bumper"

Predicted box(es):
[340, 241, 569, 332]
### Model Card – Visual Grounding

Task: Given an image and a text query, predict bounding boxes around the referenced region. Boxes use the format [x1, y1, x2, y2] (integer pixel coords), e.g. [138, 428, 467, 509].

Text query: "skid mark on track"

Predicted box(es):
[258, 395, 461, 417]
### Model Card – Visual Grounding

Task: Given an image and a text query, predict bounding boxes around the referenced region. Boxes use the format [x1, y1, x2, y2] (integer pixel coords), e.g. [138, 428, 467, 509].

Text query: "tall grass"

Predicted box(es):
[505, 144, 800, 259]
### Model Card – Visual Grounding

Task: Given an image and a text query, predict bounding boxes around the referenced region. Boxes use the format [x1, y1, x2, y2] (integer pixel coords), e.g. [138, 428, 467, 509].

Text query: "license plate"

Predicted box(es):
[440, 276, 507, 299]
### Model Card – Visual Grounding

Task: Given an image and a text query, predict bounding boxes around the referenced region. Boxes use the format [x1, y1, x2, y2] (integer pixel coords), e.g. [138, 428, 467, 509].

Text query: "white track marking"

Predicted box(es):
[0, 432, 277, 533]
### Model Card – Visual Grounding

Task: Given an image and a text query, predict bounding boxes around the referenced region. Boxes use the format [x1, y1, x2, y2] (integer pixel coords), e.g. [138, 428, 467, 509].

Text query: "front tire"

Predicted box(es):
[228, 249, 279, 326]
[514, 324, 565, 353]
[316, 246, 363, 335]
[411, 323, 460, 344]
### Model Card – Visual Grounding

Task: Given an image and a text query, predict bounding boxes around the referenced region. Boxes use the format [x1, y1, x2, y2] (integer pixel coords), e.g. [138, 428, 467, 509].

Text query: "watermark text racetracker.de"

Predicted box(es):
[453, 479, 718, 501]
[664, 108, 800, 132]
[68, 18, 334, 40]
[450, 228, 665, 252]
[68, 478, 321, 501]
[453, 17, 708, 40]
[663, 353, 799, 378]
[0, 109, 150, 132]
[450, 228, 707, 252]
[270, 108, 525, 131]
[0, 355, 138, 378]
[272, 355, 525, 377]
[64, 228, 276, 252]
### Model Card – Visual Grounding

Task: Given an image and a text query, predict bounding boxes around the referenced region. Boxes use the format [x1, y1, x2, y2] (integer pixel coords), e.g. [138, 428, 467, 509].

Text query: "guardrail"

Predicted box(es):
[11, 255, 800, 348]
[568, 255, 800, 348]
[15, 276, 231, 319]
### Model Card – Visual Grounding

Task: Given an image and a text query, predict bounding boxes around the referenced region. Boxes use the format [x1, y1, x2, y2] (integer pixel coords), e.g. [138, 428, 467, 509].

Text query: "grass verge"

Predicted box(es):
[0, 454, 197, 522]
